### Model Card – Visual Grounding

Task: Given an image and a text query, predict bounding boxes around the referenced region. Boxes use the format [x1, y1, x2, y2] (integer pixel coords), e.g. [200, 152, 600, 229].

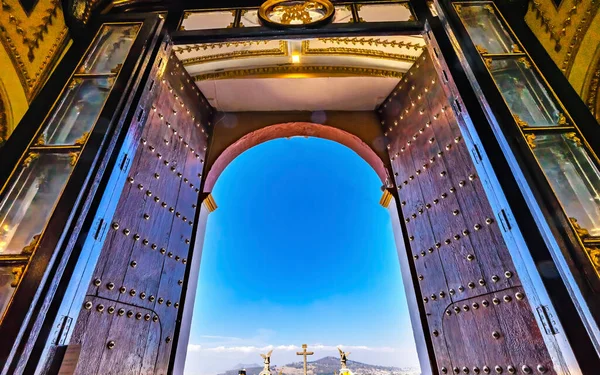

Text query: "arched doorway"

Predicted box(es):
[178, 133, 427, 375]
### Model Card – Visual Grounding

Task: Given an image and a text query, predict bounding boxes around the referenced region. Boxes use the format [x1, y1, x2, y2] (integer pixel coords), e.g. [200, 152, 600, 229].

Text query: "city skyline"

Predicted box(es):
[184, 137, 419, 375]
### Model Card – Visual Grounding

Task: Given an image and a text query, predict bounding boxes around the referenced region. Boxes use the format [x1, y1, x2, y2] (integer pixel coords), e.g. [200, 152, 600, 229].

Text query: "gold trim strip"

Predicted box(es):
[193, 65, 404, 81]
[203, 194, 218, 213]
[181, 41, 287, 66]
[520, 126, 575, 132]
[379, 190, 393, 208]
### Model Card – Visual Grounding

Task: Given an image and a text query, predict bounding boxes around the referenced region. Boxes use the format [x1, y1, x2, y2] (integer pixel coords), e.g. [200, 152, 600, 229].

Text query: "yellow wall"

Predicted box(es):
[0, 0, 70, 145]
[526, 0, 600, 122]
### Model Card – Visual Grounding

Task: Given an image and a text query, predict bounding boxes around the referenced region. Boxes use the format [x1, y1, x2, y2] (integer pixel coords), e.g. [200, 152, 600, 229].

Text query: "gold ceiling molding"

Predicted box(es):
[526, 0, 600, 72]
[584, 58, 600, 122]
[193, 65, 404, 81]
[0, 85, 7, 146]
[181, 41, 287, 65]
[317, 37, 424, 51]
[0, 0, 69, 101]
[561, 0, 600, 75]
[174, 40, 271, 54]
[302, 40, 419, 62]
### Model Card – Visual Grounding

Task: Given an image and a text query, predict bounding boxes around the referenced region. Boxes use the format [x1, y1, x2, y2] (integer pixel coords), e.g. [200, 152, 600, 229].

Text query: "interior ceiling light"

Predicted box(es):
[291, 54, 300, 63]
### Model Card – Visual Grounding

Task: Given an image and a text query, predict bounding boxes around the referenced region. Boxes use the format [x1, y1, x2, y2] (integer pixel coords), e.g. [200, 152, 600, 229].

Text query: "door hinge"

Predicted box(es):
[53, 316, 73, 345]
[497, 209, 511, 232]
[537, 305, 559, 335]
[453, 98, 463, 113]
[119, 153, 130, 171]
[93, 218, 107, 241]
[471, 144, 483, 164]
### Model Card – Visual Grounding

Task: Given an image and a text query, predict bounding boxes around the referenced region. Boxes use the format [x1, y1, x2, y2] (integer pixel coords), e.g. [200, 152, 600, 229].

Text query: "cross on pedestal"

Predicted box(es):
[296, 344, 314, 375]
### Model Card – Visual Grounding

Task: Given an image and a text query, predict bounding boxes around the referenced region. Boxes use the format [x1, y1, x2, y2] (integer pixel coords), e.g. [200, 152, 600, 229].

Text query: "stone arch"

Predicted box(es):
[203, 121, 390, 192]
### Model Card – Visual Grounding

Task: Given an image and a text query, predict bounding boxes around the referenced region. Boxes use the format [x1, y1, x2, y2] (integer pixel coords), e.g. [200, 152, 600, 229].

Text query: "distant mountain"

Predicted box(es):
[220, 357, 420, 375]
[231, 363, 262, 371]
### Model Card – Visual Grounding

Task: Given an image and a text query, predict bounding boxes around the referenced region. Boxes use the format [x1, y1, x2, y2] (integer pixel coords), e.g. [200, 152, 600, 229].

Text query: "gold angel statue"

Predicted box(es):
[338, 348, 351, 369]
[259, 350, 274, 375]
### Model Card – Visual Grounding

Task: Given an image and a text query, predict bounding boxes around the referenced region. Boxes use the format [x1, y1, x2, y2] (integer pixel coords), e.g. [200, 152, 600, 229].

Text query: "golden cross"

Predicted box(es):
[296, 344, 314, 375]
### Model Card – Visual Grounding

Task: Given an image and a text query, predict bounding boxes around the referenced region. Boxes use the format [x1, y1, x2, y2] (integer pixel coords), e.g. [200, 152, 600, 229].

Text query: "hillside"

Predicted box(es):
[219, 356, 420, 375]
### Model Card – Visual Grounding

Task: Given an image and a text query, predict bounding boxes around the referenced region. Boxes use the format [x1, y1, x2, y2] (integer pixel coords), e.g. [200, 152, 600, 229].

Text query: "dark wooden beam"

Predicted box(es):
[171, 21, 424, 44]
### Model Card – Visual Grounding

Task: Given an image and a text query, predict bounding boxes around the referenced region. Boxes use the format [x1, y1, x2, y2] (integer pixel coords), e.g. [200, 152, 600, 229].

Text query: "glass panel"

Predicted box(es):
[454, 4, 516, 54]
[79, 24, 141, 74]
[490, 58, 562, 127]
[0, 153, 76, 255]
[39, 78, 112, 146]
[0, 265, 20, 319]
[533, 134, 600, 236]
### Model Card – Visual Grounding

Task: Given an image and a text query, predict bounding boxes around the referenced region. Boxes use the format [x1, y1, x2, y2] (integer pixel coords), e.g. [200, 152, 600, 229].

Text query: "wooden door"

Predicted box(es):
[380, 51, 555, 374]
[68, 51, 211, 375]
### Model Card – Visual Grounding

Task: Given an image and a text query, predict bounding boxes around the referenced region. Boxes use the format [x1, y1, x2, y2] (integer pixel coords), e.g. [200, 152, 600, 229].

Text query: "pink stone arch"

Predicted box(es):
[204, 122, 389, 192]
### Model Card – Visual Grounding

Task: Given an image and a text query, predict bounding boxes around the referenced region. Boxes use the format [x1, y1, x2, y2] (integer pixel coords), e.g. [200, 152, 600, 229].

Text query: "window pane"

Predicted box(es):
[533, 134, 600, 236]
[0, 266, 20, 319]
[490, 58, 562, 127]
[39, 78, 112, 146]
[454, 4, 516, 54]
[78, 24, 141, 74]
[0, 153, 77, 255]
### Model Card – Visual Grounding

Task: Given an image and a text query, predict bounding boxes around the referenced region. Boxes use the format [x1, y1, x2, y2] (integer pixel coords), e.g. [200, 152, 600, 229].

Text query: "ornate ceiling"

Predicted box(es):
[0, 0, 70, 143]
[525, 0, 600, 122]
[175, 36, 426, 81]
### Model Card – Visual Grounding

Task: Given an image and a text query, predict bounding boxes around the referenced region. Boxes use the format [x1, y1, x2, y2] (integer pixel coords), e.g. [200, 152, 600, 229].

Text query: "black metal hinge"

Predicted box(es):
[93, 218, 107, 241]
[119, 153, 130, 171]
[471, 144, 482, 164]
[537, 305, 559, 335]
[497, 209, 512, 232]
[53, 316, 73, 345]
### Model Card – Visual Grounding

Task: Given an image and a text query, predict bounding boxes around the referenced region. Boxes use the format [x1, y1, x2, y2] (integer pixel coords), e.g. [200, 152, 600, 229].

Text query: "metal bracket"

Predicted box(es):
[537, 305, 559, 335]
[497, 209, 511, 232]
[53, 316, 73, 345]
[471, 144, 482, 164]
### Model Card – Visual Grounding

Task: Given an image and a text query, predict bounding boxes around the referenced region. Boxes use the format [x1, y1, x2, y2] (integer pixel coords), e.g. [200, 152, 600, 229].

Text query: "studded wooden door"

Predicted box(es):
[380, 51, 555, 375]
[68, 51, 211, 375]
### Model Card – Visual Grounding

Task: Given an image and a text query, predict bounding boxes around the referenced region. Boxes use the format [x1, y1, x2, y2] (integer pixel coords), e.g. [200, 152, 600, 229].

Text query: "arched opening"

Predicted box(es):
[181, 136, 423, 375]
[203, 122, 390, 192]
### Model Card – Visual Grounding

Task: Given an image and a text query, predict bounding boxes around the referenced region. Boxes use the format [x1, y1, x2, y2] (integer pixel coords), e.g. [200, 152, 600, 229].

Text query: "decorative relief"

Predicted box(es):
[258, 0, 335, 27]
[0, 91, 7, 146]
[11, 265, 24, 287]
[302, 40, 418, 62]
[317, 37, 424, 51]
[526, 0, 600, 75]
[584, 58, 600, 121]
[0, 0, 70, 101]
[174, 41, 272, 54]
[584, 245, 600, 277]
[180, 41, 287, 66]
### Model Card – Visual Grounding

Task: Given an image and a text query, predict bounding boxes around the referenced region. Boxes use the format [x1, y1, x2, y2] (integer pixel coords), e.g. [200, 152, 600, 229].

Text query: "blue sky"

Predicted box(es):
[184, 137, 419, 375]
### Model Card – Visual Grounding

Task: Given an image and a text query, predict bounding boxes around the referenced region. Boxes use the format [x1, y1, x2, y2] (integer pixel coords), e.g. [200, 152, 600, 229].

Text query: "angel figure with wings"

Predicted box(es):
[338, 348, 351, 369]
[259, 350, 274, 375]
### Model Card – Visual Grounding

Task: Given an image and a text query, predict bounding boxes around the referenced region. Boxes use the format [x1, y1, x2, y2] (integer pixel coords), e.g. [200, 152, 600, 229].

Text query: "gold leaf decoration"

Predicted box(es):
[11, 265, 25, 287]
[513, 114, 529, 128]
[570, 217, 590, 238]
[21, 234, 40, 254]
[564, 132, 583, 147]
[22, 152, 40, 168]
[475, 45, 489, 55]
[525, 133, 537, 149]
[74, 131, 90, 146]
